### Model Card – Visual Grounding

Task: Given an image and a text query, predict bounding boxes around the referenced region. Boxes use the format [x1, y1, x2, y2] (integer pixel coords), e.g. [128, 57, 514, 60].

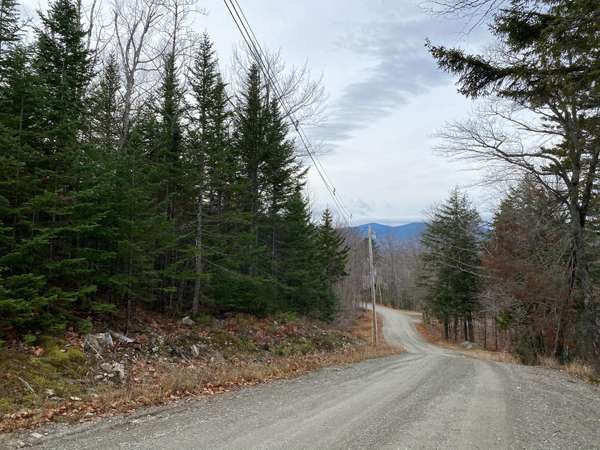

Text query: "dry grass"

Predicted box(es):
[539, 357, 597, 383]
[0, 312, 401, 433]
[419, 323, 597, 379]
[416, 322, 518, 364]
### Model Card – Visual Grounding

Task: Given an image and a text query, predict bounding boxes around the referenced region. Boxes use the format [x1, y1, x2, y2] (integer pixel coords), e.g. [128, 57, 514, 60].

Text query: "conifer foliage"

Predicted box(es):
[420, 189, 482, 341]
[0, 1, 349, 339]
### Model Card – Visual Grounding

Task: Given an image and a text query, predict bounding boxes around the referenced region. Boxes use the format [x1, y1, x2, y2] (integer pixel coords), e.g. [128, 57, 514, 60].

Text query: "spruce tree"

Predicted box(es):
[233, 63, 268, 279]
[90, 54, 122, 154]
[280, 187, 326, 317]
[421, 188, 482, 341]
[187, 33, 218, 314]
[150, 51, 186, 310]
[0, 0, 19, 79]
[262, 98, 302, 276]
[318, 208, 349, 283]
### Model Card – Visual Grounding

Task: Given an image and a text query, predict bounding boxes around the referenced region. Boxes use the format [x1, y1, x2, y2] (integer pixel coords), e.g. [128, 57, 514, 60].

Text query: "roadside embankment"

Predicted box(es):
[1, 310, 400, 433]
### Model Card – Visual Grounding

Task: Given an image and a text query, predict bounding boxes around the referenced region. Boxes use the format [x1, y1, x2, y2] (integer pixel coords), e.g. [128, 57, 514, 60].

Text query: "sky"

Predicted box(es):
[22, 0, 498, 225]
[203, 0, 496, 225]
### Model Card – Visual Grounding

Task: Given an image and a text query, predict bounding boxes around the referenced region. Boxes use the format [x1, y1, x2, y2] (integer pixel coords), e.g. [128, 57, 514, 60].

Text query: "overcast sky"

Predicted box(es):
[204, 0, 496, 225]
[23, 0, 497, 225]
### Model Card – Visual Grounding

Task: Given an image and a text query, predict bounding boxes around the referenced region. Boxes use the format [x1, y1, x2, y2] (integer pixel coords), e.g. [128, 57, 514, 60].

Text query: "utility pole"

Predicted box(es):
[368, 225, 378, 345]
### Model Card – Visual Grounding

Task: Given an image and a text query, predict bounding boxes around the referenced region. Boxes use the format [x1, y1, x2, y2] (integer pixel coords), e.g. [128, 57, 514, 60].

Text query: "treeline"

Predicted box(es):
[420, 0, 600, 366]
[0, 0, 349, 340]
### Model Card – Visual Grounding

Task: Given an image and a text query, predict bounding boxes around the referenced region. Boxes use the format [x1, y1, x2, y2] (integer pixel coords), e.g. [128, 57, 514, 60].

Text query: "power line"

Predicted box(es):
[230, 0, 353, 223]
[223, 0, 353, 226]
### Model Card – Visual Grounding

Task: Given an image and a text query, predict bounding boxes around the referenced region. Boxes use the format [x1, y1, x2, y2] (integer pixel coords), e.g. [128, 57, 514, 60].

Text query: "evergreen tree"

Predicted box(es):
[262, 98, 302, 276]
[233, 63, 267, 278]
[318, 208, 349, 283]
[428, 0, 600, 358]
[34, 0, 91, 150]
[279, 188, 327, 317]
[187, 33, 220, 314]
[0, 0, 95, 336]
[315, 208, 349, 319]
[150, 51, 186, 310]
[0, 21, 348, 337]
[90, 54, 122, 154]
[420, 188, 482, 341]
[110, 104, 171, 331]
[0, 0, 19, 79]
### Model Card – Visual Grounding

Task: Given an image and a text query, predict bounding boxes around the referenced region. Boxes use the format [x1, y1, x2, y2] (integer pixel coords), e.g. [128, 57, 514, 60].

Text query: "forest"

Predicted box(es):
[371, 0, 600, 370]
[1, 0, 599, 373]
[0, 0, 351, 342]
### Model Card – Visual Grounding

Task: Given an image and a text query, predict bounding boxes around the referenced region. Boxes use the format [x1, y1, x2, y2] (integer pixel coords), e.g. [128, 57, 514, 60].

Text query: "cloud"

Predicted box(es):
[310, 18, 456, 144]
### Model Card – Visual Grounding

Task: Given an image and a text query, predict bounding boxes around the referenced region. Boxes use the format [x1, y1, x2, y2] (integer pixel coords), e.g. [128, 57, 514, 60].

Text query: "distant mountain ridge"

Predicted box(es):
[352, 222, 427, 242]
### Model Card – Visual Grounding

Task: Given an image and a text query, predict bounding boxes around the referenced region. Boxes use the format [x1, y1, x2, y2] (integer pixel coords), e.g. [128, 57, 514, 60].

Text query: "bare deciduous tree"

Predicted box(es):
[231, 46, 327, 129]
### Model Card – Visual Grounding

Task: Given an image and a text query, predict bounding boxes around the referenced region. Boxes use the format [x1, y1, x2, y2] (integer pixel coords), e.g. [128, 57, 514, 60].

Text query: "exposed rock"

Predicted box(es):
[181, 316, 195, 326]
[31, 432, 43, 439]
[190, 344, 200, 357]
[45, 388, 55, 397]
[100, 362, 126, 381]
[110, 330, 135, 344]
[461, 341, 474, 350]
[113, 362, 126, 380]
[85, 332, 114, 354]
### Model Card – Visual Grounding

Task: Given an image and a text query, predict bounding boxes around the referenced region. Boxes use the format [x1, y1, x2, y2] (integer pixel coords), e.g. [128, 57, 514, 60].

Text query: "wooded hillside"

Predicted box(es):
[0, 0, 350, 342]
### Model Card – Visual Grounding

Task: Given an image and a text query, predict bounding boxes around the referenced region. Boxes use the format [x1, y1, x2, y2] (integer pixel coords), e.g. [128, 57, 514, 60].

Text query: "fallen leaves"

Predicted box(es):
[1, 311, 401, 434]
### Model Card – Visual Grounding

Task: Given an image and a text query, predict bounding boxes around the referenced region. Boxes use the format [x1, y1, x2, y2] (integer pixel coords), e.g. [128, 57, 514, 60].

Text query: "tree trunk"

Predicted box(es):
[569, 217, 599, 361]
[454, 316, 458, 342]
[494, 317, 498, 351]
[192, 195, 203, 316]
[126, 294, 134, 335]
[483, 313, 487, 350]
[467, 313, 474, 342]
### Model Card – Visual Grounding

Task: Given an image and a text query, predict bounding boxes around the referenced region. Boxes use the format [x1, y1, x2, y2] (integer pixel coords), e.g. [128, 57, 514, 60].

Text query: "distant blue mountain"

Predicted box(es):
[353, 222, 427, 242]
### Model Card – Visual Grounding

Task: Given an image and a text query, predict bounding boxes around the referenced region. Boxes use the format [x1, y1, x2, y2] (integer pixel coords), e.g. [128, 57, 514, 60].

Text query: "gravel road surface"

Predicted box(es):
[3, 306, 600, 449]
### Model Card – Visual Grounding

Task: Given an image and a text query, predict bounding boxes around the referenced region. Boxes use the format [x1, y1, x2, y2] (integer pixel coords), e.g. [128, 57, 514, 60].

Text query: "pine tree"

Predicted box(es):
[187, 34, 219, 314]
[232, 63, 268, 279]
[318, 208, 349, 280]
[110, 104, 171, 331]
[262, 98, 302, 276]
[279, 188, 326, 317]
[90, 54, 122, 154]
[5, 0, 95, 333]
[0, 0, 19, 79]
[34, 0, 91, 150]
[420, 188, 482, 341]
[150, 51, 186, 310]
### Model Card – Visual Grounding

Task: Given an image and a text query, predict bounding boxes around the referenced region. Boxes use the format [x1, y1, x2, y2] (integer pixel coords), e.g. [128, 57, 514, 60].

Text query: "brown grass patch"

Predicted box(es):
[539, 357, 598, 383]
[416, 322, 518, 364]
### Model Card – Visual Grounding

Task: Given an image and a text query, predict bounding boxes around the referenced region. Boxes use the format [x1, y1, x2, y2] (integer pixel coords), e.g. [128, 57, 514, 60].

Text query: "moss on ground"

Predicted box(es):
[0, 339, 86, 415]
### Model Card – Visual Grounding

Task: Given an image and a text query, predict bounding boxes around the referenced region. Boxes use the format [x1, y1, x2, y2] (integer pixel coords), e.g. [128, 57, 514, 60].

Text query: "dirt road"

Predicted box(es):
[4, 306, 600, 449]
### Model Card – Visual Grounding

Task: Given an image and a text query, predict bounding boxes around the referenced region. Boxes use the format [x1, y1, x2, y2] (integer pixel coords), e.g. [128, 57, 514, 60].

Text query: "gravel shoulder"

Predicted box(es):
[3, 306, 600, 450]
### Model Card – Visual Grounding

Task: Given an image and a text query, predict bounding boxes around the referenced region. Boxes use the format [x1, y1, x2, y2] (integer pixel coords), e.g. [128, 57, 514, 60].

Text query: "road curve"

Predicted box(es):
[6, 306, 600, 449]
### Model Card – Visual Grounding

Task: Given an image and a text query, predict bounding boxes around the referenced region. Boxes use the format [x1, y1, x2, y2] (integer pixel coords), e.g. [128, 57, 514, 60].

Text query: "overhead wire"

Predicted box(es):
[230, 0, 353, 223]
[223, 0, 353, 226]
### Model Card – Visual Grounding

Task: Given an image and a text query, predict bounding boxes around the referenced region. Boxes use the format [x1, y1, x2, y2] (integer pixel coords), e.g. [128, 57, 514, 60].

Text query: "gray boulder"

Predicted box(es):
[181, 316, 195, 326]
